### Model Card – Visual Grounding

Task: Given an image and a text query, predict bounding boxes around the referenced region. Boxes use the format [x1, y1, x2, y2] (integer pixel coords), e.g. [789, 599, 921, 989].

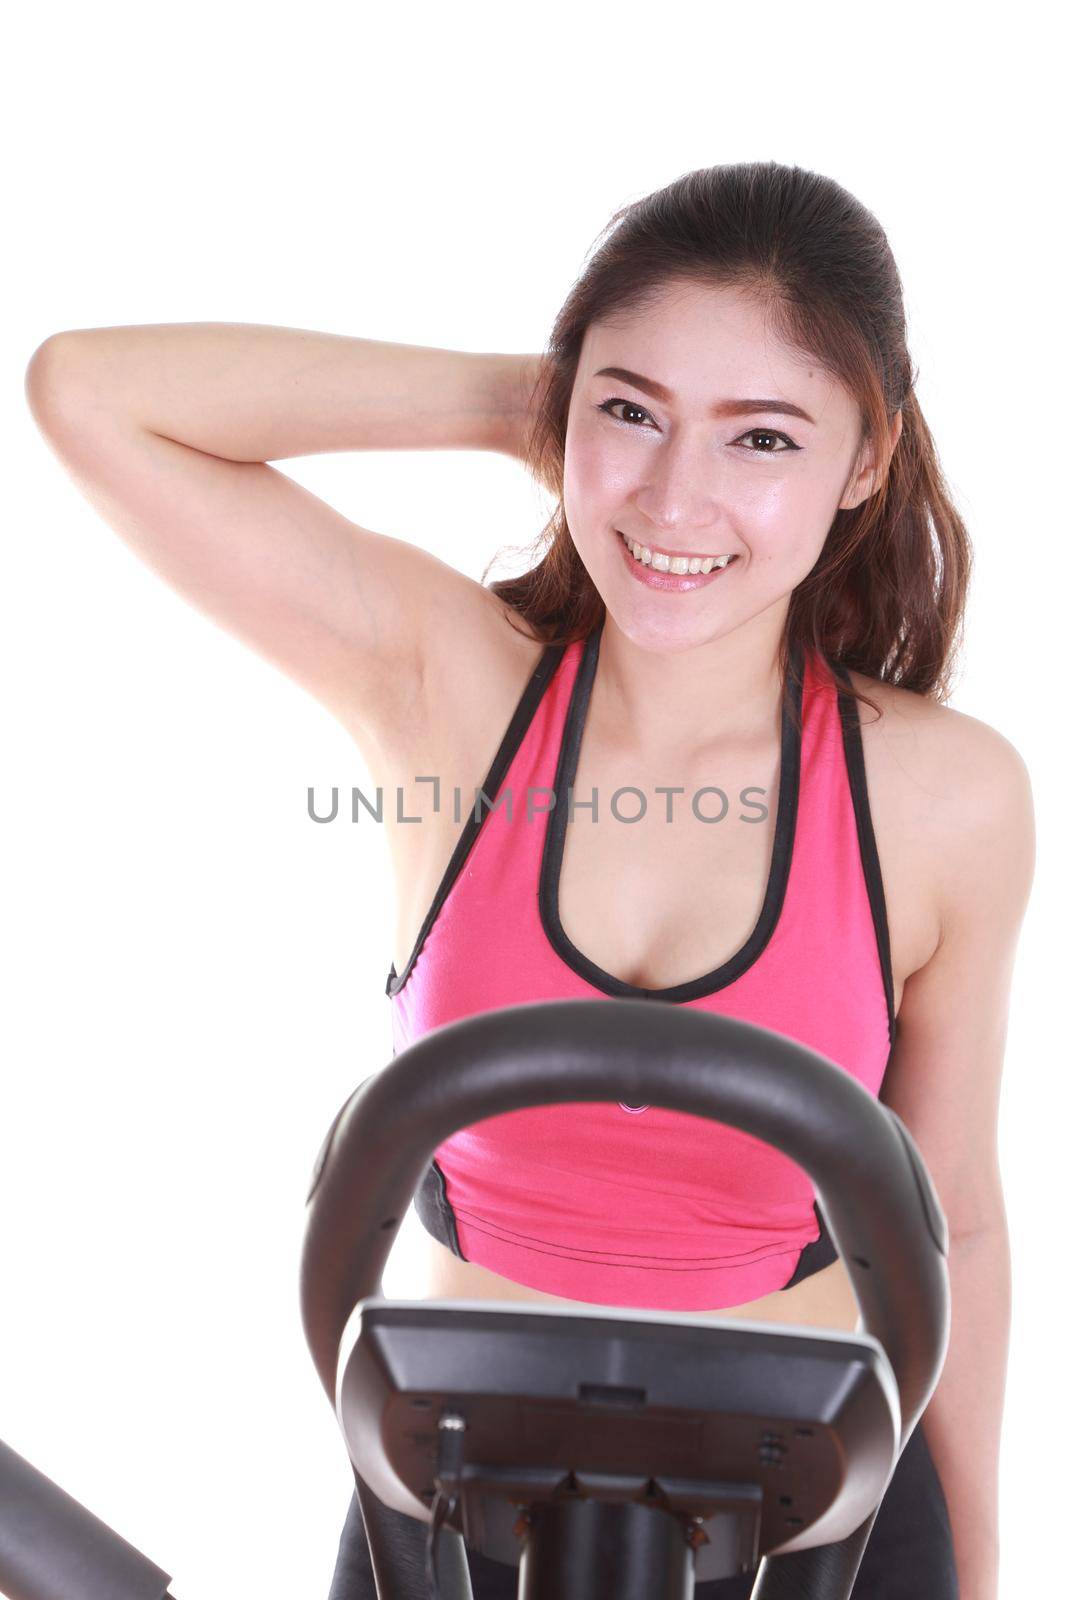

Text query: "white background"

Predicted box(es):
[2, 3, 1060, 1595]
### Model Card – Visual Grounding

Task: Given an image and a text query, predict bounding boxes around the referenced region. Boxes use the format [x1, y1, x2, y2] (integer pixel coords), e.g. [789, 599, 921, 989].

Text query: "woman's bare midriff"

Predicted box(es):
[371, 589, 945, 1335]
[404, 1228, 863, 1331]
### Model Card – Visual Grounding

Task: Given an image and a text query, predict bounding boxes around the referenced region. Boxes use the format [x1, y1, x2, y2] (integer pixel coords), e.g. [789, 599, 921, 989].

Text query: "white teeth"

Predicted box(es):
[621, 532, 734, 576]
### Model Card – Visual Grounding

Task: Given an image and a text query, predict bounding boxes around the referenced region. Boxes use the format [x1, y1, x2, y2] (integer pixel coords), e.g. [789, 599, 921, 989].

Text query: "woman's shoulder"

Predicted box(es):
[844, 667, 1035, 967]
[846, 666, 1030, 793]
[845, 666, 1033, 897]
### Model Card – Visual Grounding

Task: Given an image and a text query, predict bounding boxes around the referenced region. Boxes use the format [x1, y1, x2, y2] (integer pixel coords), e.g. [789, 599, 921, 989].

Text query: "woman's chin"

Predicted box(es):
[597, 592, 726, 656]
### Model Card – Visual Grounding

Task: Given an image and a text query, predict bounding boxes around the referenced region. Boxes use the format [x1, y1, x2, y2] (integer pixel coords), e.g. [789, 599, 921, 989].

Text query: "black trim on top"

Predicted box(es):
[537, 617, 807, 1002]
[836, 672, 897, 1051]
[385, 637, 569, 998]
[781, 1199, 839, 1286]
[783, 668, 897, 1286]
[414, 1159, 468, 1259]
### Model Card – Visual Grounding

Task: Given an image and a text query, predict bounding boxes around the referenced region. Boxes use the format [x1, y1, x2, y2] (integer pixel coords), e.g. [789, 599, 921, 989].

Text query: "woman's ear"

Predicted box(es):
[839, 408, 904, 510]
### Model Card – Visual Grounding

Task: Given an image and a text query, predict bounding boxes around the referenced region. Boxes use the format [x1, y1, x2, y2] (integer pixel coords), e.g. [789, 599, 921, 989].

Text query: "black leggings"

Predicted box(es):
[326, 1421, 958, 1599]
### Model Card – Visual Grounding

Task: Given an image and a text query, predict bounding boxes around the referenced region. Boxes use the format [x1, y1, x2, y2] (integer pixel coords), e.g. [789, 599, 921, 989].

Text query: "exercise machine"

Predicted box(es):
[0, 998, 949, 1599]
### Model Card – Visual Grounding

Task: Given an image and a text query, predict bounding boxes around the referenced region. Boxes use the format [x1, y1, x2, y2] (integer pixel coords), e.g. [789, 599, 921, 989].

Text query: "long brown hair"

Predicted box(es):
[482, 161, 972, 723]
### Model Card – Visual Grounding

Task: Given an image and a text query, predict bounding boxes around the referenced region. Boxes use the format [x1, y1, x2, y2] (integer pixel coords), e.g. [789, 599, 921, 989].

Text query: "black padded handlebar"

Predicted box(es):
[0, 1438, 173, 1600]
[301, 999, 950, 1598]
[302, 998, 949, 1446]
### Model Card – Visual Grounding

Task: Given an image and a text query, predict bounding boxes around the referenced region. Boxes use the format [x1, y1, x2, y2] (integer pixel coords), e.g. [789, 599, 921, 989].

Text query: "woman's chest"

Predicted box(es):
[380, 668, 942, 1021]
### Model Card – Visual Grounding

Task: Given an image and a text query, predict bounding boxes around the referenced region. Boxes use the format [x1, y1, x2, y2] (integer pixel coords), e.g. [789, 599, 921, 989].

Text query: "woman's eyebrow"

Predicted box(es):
[593, 365, 817, 426]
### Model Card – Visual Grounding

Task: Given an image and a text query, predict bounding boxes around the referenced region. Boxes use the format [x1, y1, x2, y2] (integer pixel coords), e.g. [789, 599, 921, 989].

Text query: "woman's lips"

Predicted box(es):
[616, 529, 738, 592]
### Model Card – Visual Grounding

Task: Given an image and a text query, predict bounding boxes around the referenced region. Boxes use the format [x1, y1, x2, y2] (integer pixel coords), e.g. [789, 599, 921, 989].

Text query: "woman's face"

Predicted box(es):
[563, 280, 892, 656]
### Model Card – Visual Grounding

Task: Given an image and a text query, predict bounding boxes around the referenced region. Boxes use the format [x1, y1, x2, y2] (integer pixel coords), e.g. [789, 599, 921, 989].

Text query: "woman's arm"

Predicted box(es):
[26, 323, 536, 462]
[24, 325, 540, 744]
[878, 715, 1035, 1600]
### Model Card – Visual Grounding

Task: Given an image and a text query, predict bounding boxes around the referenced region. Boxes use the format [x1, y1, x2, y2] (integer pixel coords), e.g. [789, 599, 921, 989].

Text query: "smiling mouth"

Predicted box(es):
[617, 529, 739, 574]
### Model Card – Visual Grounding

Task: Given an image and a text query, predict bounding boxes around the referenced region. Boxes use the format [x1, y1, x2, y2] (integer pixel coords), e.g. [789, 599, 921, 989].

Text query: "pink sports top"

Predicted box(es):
[385, 617, 896, 1312]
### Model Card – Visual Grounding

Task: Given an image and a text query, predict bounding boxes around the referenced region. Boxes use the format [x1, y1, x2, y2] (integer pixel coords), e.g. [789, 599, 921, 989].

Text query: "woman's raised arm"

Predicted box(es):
[24, 323, 538, 744]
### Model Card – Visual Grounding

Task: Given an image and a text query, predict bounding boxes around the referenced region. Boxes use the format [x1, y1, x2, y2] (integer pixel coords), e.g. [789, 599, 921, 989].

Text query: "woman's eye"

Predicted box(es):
[598, 397, 655, 428]
[736, 427, 799, 453]
[597, 399, 798, 453]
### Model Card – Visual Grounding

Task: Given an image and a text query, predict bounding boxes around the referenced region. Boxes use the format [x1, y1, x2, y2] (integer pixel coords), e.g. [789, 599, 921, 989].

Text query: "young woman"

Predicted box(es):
[26, 162, 1032, 1599]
